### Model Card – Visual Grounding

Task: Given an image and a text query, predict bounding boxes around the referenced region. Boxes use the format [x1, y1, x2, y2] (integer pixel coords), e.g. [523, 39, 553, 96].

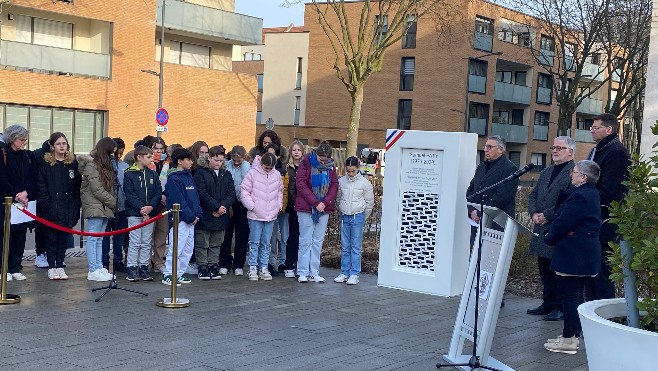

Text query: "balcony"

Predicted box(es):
[474, 32, 493, 52]
[157, 0, 262, 46]
[494, 81, 531, 105]
[536, 87, 552, 104]
[612, 69, 622, 82]
[539, 49, 554, 66]
[576, 97, 603, 115]
[533, 125, 548, 141]
[564, 56, 576, 71]
[0, 41, 110, 79]
[468, 118, 487, 136]
[468, 75, 486, 94]
[492, 122, 528, 143]
[574, 129, 594, 142]
[582, 62, 604, 82]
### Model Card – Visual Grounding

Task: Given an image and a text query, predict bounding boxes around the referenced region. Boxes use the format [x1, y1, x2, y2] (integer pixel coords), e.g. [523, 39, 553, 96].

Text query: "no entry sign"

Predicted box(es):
[156, 108, 169, 126]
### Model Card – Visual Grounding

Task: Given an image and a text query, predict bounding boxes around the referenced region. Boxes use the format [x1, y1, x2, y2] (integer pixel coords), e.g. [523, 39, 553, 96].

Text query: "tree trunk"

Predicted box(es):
[346, 85, 364, 157]
[557, 108, 573, 137]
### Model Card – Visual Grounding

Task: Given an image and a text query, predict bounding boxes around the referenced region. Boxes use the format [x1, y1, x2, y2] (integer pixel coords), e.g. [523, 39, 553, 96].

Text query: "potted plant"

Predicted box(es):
[577, 124, 658, 371]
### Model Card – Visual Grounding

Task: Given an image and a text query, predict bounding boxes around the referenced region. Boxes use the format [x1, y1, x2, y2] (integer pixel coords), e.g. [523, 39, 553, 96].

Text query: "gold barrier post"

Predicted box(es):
[1, 197, 20, 304]
[157, 203, 189, 308]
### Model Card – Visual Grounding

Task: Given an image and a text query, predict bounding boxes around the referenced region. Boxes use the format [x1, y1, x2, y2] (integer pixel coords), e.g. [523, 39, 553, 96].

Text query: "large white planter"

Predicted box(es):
[579, 298, 658, 371]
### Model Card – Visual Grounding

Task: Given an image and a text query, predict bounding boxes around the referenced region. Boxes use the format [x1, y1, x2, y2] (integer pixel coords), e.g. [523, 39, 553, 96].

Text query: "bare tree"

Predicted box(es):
[283, 0, 456, 156]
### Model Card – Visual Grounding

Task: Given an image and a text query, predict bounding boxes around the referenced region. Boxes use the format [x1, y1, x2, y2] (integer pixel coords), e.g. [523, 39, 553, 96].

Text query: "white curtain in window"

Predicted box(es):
[403, 58, 415, 75]
[170, 41, 181, 64]
[29, 108, 51, 151]
[16, 15, 32, 43]
[181, 42, 210, 68]
[33, 18, 73, 48]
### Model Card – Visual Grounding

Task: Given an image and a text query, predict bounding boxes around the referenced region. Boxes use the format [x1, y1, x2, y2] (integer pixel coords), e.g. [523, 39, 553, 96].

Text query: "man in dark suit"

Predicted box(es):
[526, 136, 575, 321]
[585, 113, 630, 300]
[467, 135, 519, 233]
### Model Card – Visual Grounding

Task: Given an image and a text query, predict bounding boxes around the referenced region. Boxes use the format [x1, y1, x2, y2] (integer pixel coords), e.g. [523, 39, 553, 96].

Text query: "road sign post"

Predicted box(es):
[156, 108, 168, 133]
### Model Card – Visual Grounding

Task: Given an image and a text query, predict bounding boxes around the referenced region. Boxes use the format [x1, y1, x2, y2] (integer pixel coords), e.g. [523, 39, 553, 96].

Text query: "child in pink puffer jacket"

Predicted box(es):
[240, 152, 283, 281]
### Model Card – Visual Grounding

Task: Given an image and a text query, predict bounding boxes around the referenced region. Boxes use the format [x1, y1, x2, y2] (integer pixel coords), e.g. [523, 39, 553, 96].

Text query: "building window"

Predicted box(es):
[534, 111, 549, 126]
[468, 59, 488, 93]
[257, 74, 263, 93]
[531, 153, 546, 171]
[243, 52, 262, 61]
[475, 16, 494, 35]
[468, 102, 489, 136]
[375, 14, 388, 43]
[400, 57, 415, 91]
[294, 96, 301, 126]
[537, 73, 553, 104]
[256, 111, 262, 125]
[493, 109, 509, 124]
[533, 111, 549, 141]
[496, 70, 527, 86]
[498, 18, 533, 47]
[564, 42, 576, 70]
[576, 117, 593, 130]
[16, 15, 73, 49]
[402, 15, 417, 49]
[508, 151, 521, 168]
[295, 57, 303, 89]
[170, 41, 211, 68]
[397, 99, 412, 130]
[540, 35, 555, 52]
[511, 109, 524, 125]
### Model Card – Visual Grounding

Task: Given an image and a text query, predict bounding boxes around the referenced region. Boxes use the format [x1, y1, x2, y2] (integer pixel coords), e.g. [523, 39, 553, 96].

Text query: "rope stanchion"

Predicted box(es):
[157, 203, 190, 308]
[15, 204, 169, 237]
[1, 197, 20, 305]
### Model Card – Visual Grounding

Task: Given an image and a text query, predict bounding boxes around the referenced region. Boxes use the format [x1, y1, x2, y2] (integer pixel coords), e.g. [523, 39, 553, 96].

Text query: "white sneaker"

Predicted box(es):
[87, 269, 110, 281]
[56, 268, 68, 280]
[298, 275, 308, 283]
[5, 273, 12, 281]
[99, 268, 115, 280]
[185, 263, 198, 275]
[309, 275, 325, 283]
[48, 268, 60, 280]
[234, 268, 244, 276]
[35, 254, 49, 268]
[248, 266, 258, 281]
[284, 270, 295, 278]
[258, 267, 272, 281]
[334, 274, 348, 283]
[346, 275, 359, 285]
[219, 268, 228, 275]
[11, 272, 27, 281]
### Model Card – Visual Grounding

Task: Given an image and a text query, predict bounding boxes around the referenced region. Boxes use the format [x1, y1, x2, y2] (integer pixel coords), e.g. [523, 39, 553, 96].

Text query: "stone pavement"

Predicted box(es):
[0, 251, 588, 371]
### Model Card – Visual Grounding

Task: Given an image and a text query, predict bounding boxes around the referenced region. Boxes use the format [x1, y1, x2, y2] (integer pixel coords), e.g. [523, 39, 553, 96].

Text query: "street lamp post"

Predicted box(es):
[462, 51, 503, 134]
[142, 1, 166, 138]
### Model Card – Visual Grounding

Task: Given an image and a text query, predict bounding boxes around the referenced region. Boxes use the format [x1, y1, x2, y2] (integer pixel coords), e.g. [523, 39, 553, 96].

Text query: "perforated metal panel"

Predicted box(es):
[397, 191, 439, 271]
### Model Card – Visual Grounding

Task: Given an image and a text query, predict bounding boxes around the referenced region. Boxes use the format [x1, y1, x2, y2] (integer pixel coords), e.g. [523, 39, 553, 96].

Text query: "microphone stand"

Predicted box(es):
[93, 157, 148, 302]
[437, 173, 521, 371]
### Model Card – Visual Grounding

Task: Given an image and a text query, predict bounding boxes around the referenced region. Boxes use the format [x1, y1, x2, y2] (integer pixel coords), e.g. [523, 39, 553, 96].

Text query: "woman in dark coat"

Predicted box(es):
[37, 132, 81, 280]
[543, 160, 602, 355]
[0, 125, 37, 281]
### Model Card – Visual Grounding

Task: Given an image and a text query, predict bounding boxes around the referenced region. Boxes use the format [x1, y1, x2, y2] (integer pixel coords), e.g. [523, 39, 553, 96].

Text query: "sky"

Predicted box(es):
[235, 0, 305, 28]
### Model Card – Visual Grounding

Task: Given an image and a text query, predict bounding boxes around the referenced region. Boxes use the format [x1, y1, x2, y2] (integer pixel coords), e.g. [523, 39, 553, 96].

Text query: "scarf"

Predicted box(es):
[309, 152, 333, 224]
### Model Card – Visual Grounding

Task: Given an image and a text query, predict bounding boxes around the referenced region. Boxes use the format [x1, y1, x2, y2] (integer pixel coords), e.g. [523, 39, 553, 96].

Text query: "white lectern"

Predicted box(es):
[442, 204, 533, 371]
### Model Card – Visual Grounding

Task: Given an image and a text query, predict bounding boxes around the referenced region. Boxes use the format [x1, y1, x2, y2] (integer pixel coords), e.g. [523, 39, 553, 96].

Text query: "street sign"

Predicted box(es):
[156, 108, 169, 126]
[155, 126, 168, 132]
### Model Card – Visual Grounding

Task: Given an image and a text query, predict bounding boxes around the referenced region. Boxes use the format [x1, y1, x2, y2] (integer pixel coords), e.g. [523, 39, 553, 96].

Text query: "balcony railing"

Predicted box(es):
[583, 62, 604, 82]
[536, 87, 552, 104]
[576, 97, 603, 115]
[157, 0, 262, 45]
[492, 123, 528, 143]
[474, 32, 493, 52]
[574, 129, 594, 142]
[0, 40, 110, 78]
[533, 125, 548, 141]
[564, 56, 576, 71]
[494, 81, 531, 105]
[468, 118, 487, 136]
[468, 75, 486, 94]
[539, 49, 554, 66]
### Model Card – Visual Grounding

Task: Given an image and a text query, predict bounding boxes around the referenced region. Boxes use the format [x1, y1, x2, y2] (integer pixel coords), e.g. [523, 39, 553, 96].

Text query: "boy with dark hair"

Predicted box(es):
[194, 146, 236, 280]
[162, 147, 203, 285]
[123, 145, 162, 281]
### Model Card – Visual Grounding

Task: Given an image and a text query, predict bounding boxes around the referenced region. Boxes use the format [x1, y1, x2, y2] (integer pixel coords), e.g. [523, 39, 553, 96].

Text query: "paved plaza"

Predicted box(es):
[0, 248, 588, 371]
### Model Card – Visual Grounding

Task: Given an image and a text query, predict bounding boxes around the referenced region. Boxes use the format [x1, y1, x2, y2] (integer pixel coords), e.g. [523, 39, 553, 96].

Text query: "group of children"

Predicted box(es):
[12, 127, 375, 286]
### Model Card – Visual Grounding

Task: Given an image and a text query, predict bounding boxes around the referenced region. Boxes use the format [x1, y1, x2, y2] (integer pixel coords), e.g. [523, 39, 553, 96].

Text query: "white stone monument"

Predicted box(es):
[377, 129, 477, 296]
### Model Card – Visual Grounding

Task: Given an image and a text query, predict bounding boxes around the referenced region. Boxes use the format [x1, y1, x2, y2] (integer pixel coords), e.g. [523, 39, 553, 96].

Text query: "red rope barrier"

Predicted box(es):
[16, 205, 169, 237]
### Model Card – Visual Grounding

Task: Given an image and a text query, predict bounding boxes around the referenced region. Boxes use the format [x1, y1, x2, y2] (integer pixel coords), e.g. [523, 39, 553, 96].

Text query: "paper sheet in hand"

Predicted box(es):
[11, 201, 36, 225]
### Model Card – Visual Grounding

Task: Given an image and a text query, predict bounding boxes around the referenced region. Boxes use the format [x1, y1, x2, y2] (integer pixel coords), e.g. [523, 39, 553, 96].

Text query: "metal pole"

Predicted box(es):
[620, 240, 640, 328]
[464, 59, 470, 132]
[157, 0, 166, 138]
[157, 203, 189, 308]
[0, 197, 20, 304]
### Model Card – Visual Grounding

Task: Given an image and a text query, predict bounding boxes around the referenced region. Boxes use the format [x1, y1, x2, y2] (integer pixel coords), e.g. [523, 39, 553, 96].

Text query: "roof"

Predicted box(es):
[262, 24, 307, 43]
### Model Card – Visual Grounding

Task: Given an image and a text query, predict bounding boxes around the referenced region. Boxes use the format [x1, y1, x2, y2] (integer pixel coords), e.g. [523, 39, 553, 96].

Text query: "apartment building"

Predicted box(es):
[289, 0, 622, 175]
[233, 24, 309, 143]
[0, 0, 262, 153]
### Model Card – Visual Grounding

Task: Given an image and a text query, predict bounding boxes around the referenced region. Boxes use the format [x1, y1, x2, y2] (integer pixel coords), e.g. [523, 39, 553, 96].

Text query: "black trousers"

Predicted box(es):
[559, 275, 586, 338]
[585, 241, 616, 301]
[219, 201, 250, 271]
[35, 224, 46, 256]
[0, 228, 27, 274]
[46, 229, 70, 268]
[284, 210, 299, 270]
[538, 256, 563, 310]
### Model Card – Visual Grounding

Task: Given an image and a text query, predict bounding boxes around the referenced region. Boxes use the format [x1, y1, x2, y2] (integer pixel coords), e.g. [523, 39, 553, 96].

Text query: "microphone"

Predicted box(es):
[503, 163, 535, 182]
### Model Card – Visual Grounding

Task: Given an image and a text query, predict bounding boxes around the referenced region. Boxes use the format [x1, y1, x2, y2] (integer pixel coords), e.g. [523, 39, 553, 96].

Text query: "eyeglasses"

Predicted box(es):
[570, 169, 583, 176]
[590, 125, 606, 131]
[482, 144, 500, 150]
[549, 146, 568, 151]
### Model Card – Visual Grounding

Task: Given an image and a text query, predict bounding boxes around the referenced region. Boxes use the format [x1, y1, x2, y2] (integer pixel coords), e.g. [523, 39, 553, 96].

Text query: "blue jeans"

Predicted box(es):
[86, 217, 108, 272]
[269, 213, 289, 267]
[297, 212, 329, 277]
[102, 210, 127, 266]
[248, 219, 275, 268]
[340, 212, 365, 277]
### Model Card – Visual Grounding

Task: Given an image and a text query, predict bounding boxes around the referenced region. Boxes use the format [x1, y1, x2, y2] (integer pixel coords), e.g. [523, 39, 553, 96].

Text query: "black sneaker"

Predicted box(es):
[139, 265, 153, 281]
[198, 265, 210, 280]
[268, 264, 279, 276]
[209, 265, 222, 280]
[126, 266, 139, 281]
[278, 264, 285, 273]
[114, 261, 126, 273]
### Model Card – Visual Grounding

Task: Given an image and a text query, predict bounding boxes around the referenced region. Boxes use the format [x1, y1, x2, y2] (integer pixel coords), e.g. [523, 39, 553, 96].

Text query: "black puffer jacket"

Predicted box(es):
[194, 157, 236, 231]
[0, 142, 38, 230]
[286, 163, 298, 213]
[37, 151, 81, 228]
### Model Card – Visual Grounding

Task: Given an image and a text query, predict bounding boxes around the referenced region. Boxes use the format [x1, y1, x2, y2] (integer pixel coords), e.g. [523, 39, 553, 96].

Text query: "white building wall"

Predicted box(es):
[641, 1, 658, 156]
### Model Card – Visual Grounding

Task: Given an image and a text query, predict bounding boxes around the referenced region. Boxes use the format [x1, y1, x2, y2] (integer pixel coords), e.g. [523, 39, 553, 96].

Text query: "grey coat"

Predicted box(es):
[527, 160, 574, 258]
[78, 154, 117, 219]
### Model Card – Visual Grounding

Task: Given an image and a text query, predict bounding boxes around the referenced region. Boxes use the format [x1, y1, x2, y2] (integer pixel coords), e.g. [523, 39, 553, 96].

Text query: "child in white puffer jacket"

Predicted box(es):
[334, 156, 374, 285]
